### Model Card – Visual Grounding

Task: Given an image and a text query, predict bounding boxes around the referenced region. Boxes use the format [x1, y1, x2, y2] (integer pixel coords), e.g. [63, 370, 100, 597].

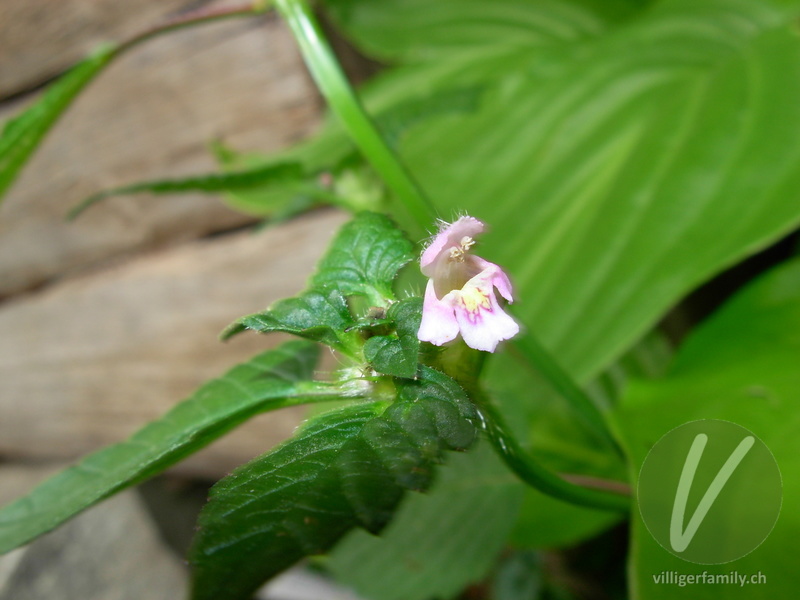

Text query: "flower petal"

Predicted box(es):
[421, 216, 485, 276]
[417, 280, 459, 346]
[470, 256, 514, 302]
[455, 291, 520, 352]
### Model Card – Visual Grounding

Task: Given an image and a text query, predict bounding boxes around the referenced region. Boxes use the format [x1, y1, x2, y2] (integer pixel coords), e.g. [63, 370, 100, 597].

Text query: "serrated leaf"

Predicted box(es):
[323, 0, 800, 562]
[328, 442, 524, 600]
[364, 298, 422, 378]
[68, 161, 305, 219]
[336, 0, 800, 384]
[0, 45, 117, 204]
[223, 288, 358, 353]
[189, 366, 478, 600]
[225, 213, 413, 352]
[311, 212, 414, 303]
[0, 341, 321, 554]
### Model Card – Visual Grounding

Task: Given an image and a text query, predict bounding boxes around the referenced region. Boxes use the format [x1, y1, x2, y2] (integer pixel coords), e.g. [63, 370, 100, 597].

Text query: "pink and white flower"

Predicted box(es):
[417, 216, 519, 352]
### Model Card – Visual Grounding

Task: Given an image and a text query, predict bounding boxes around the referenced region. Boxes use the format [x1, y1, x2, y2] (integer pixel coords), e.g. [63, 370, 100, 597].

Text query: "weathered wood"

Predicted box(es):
[0, 12, 322, 297]
[0, 210, 349, 479]
[0, 485, 186, 600]
[0, 0, 189, 98]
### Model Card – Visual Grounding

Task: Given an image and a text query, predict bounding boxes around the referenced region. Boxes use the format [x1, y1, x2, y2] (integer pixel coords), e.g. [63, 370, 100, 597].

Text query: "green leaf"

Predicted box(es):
[499, 332, 672, 550]
[223, 213, 413, 352]
[357, 0, 800, 383]
[375, 84, 485, 149]
[615, 258, 800, 599]
[223, 289, 358, 353]
[327, 441, 524, 600]
[189, 366, 478, 600]
[310, 211, 414, 303]
[68, 161, 305, 219]
[364, 298, 422, 378]
[0, 341, 322, 554]
[324, 0, 645, 62]
[207, 84, 484, 216]
[491, 551, 545, 600]
[0, 45, 117, 204]
[318, 1, 800, 558]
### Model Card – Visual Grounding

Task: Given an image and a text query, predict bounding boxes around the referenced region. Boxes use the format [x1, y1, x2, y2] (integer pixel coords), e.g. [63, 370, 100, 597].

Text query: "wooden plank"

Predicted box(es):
[0, 0, 196, 98]
[0, 13, 322, 297]
[0, 487, 186, 600]
[0, 209, 349, 479]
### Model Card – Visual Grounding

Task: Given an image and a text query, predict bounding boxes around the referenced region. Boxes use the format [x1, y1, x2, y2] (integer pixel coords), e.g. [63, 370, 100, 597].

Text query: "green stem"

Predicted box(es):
[474, 389, 630, 512]
[435, 343, 629, 512]
[276, 0, 623, 482]
[275, 0, 437, 237]
[512, 330, 621, 453]
[117, 1, 271, 54]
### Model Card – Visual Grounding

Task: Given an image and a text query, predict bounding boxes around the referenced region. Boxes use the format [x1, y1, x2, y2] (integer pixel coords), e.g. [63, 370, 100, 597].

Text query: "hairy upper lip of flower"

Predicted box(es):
[417, 216, 520, 353]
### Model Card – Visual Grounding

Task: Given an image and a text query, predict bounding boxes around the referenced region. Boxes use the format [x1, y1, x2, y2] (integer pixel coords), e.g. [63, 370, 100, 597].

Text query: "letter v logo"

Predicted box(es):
[669, 433, 755, 552]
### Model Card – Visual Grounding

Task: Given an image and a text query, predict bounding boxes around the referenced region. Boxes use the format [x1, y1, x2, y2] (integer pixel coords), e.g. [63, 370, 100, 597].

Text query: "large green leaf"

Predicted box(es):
[317, 2, 800, 561]
[189, 366, 479, 600]
[327, 0, 800, 384]
[0, 45, 116, 203]
[327, 441, 524, 600]
[0, 341, 322, 554]
[324, 0, 646, 62]
[615, 258, 800, 599]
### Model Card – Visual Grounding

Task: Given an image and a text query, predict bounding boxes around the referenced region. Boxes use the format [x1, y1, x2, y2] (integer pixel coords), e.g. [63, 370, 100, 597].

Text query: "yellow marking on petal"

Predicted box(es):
[459, 285, 491, 314]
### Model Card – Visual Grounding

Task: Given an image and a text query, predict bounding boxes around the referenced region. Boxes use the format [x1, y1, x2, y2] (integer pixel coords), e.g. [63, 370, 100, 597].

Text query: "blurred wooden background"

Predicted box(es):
[0, 0, 351, 482]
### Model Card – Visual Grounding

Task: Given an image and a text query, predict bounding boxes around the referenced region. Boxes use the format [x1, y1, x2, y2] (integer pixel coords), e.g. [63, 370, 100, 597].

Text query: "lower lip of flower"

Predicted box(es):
[457, 286, 492, 323]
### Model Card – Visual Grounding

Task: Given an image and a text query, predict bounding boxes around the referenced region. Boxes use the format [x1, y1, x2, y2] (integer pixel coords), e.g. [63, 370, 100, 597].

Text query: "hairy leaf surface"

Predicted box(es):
[189, 366, 478, 600]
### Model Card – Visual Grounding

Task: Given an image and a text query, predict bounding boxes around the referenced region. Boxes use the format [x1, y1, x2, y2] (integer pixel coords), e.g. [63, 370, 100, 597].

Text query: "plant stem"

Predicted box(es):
[474, 389, 630, 512]
[434, 343, 629, 512]
[117, 1, 272, 55]
[274, 0, 437, 238]
[512, 330, 622, 453]
[276, 0, 623, 473]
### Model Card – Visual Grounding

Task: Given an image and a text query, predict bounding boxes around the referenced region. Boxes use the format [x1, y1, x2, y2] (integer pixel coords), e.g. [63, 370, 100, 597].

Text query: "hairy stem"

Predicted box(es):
[274, 0, 437, 237]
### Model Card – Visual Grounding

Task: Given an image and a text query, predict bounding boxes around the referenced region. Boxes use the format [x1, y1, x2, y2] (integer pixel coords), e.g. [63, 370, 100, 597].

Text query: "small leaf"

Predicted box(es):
[0, 45, 117, 204]
[0, 341, 321, 554]
[364, 298, 422, 378]
[224, 213, 414, 351]
[189, 366, 478, 600]
[223, 289, 357, 353]
[68, 161, 305, 219]
[311, 211, 414, 304]
[203, 84, 484, 214]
